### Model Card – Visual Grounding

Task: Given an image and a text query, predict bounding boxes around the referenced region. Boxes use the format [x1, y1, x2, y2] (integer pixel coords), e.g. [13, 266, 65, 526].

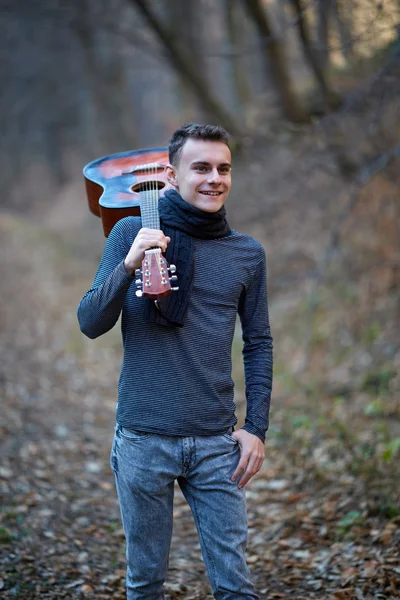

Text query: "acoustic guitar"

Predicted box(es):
[83, 147, 178, 299]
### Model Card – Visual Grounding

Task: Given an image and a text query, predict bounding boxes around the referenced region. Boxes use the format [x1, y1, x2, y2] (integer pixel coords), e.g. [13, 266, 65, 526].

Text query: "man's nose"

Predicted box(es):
[208, 168, 221, 184]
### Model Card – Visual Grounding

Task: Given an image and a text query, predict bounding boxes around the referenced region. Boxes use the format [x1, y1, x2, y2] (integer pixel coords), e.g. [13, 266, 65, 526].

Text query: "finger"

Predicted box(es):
[255, 456, 264, 472]
[231, 455, 249, 482]
[137, 233, 167, 252]
[241, 452, 264, 487]
[237, 455, 260, 488]
[159, 235, 171, 251]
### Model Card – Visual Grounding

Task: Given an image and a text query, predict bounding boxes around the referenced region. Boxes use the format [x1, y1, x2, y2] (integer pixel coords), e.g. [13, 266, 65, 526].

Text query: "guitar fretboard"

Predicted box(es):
[140, 189, 160, 230]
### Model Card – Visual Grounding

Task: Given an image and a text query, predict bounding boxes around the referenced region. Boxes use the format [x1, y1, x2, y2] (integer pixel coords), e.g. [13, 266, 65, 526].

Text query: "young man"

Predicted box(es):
[77, 123, 273, 600]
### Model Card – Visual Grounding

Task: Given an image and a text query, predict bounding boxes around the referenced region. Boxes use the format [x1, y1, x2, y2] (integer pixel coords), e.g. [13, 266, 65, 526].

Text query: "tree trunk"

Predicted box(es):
[70, 0, 138, 154]
[244, 0, 310, 123]
[317, 0, 332, 72]
[333, 0, 355, 64]
[167, 0, 203, 123]
[224, 0, 252, 114]
[128, 0, 243, 138]
[290, 0, 341, 113]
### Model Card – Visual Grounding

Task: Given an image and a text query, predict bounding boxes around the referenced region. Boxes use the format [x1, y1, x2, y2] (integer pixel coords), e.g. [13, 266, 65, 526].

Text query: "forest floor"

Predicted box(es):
[1, 98, 400, 600]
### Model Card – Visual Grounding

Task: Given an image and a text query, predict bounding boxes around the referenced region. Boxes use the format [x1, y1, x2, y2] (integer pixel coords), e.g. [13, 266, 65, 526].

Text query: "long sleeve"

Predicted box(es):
[238, 248, 273, 442]
[77, 218, 139, 339]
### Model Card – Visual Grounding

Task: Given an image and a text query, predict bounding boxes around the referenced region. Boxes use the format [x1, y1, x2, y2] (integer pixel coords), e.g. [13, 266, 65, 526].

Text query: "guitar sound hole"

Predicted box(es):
[130, 181, 165, 193]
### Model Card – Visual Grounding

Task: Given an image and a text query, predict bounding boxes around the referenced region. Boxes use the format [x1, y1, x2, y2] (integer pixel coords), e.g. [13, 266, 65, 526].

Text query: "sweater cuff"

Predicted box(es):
[242, 423, 267, 444]
[119, 260, 135, 280]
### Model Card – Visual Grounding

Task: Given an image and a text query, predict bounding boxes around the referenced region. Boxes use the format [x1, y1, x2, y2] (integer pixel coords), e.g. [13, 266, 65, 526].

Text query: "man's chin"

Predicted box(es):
[195, 195, 225, 212]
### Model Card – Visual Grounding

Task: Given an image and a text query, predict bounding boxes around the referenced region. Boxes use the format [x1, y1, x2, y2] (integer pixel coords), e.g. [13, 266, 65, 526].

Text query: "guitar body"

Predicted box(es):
[83, 147, 171, 237]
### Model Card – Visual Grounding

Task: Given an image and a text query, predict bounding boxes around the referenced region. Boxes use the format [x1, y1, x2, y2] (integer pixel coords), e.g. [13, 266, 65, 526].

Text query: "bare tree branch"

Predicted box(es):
[127, 0, 243, 138]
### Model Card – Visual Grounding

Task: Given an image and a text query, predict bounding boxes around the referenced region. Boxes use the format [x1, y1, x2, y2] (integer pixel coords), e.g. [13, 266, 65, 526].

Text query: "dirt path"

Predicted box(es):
[1, 207, 399, 599]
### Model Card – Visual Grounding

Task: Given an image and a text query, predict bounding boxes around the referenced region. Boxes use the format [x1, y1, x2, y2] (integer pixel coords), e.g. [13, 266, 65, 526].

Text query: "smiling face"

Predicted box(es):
[165, 138, 232, 212]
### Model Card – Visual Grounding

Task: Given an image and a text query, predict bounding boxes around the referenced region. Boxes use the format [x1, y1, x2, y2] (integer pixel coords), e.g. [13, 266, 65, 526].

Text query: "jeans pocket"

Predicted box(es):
[118, 425, 151, 441]
[222, 432, 238, 444]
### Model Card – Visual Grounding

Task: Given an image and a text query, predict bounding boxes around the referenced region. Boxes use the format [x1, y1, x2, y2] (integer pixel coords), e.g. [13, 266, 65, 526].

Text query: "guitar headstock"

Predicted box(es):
[135, 249, 178, 299]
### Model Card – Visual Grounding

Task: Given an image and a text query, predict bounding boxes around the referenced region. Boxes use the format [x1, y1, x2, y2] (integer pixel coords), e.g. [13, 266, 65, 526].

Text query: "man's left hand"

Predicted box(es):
[231, 429, 265, 488]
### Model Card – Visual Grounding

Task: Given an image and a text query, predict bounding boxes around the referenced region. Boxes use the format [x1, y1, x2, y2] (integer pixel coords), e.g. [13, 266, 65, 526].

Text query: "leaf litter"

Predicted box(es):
[0, 178, 399, 599]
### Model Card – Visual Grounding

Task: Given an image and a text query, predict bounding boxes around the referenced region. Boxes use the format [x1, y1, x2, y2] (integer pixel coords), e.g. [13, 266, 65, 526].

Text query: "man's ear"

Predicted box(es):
[165, 164, 179, 188]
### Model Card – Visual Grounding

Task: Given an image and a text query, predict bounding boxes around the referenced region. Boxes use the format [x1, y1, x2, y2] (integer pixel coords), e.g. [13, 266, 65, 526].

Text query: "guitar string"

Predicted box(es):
[150, 160, 161, 287]
[141, 157, 168, 293]
[154, 160, 163, 279]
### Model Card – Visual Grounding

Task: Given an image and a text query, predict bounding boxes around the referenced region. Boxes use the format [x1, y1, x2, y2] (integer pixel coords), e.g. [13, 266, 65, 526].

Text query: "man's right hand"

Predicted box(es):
[123, 228, 171, 275]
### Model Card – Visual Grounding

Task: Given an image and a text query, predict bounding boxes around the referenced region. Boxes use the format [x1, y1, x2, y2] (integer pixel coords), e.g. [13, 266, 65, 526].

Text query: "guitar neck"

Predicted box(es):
[140, 190, 160, 230]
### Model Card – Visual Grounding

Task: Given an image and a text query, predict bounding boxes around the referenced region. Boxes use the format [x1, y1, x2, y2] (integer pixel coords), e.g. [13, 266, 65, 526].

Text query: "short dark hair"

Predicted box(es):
[169, 123, 231, 166]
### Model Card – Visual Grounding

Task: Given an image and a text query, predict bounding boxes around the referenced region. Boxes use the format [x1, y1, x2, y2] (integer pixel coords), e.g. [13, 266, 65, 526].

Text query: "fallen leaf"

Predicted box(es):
[341, 566, 359, 583]
[81, 583, 94, 594]
[65, 579, 85, 589]
[363, 560, 380, 578]
[334, 587, 355, 599]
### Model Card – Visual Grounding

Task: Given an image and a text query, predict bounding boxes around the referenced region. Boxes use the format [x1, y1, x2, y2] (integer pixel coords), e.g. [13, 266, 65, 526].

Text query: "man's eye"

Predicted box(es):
[219, 168, 230, 174]
[195, 166, 207, 172]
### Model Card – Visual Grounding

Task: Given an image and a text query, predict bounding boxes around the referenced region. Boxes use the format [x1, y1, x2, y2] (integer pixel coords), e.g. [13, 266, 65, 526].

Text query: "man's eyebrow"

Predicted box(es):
[190, 160, 231, 167]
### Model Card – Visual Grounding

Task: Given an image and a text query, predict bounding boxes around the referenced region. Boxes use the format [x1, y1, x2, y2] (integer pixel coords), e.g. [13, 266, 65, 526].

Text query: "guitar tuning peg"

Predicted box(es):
[169, 264, 176, 274]
[135, 269, 142, 278]
[135, 290, 143, 297]
[169, 275, 178, 283]
[172, 287, 179, 292]
[135, 279, 142, 286]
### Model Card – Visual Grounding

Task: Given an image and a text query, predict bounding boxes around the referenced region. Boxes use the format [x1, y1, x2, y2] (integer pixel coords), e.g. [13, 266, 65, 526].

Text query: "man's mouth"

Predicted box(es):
[199, 191, 222, 196]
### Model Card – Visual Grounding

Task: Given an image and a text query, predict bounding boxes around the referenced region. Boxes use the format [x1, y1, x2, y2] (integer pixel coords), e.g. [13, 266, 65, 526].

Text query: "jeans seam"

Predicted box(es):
[182, 437, 196, 476]
[110, 434, 119, 474]
[185, 487, 218, 593]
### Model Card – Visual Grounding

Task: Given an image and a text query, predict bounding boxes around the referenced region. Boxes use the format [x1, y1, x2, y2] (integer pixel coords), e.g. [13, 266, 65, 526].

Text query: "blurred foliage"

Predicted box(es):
[1, 0, 399, 206]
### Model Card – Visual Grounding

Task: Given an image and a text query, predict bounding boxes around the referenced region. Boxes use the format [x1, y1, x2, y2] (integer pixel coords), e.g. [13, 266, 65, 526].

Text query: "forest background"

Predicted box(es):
[0, 0, 399, 599]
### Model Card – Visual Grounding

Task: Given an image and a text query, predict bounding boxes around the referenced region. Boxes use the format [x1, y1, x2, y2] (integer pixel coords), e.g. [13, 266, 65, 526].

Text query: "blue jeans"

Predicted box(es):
[110, 424, 259, 600]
